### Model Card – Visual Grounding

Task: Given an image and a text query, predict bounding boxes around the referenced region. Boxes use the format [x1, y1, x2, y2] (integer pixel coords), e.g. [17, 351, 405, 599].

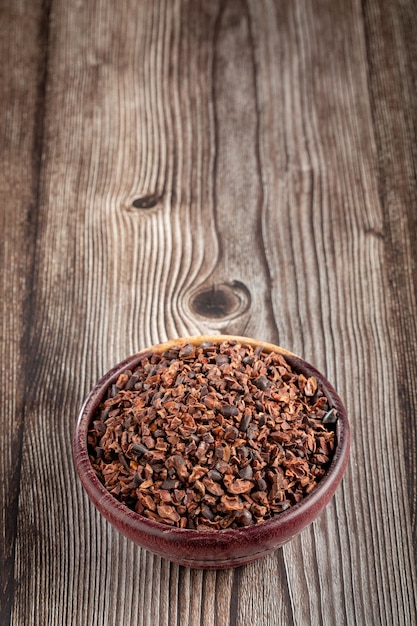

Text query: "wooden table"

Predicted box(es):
[2, 1, 417, 624]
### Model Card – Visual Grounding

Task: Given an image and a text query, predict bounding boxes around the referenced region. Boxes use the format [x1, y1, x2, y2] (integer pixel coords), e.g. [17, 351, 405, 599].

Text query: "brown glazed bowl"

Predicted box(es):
[73, 335, 350, 569]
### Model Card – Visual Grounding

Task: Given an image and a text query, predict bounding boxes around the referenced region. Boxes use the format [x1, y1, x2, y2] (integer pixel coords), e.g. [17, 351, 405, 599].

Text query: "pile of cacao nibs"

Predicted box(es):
[88, 341, 337, 530]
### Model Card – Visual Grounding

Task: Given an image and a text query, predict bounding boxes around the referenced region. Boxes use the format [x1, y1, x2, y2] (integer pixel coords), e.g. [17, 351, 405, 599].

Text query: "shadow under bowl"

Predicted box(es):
[73, 335, 350, 569]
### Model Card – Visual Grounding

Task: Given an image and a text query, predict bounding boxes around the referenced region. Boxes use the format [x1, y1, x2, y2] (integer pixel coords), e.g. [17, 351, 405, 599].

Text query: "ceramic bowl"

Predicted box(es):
[73, 335, 350, 569]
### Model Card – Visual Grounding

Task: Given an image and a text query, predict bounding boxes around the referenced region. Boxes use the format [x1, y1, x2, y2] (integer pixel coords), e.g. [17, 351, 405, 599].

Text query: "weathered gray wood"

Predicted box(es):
[362, 0, 417, 554]
[1, 0, 416, 624]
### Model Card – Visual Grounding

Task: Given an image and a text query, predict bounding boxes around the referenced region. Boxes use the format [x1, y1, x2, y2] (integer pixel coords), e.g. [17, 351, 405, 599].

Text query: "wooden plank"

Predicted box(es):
[0, 0, 48, 622]
[362, 0, 417, 554]
[244, 2, 417, 623]
[7, 0, 417, 624]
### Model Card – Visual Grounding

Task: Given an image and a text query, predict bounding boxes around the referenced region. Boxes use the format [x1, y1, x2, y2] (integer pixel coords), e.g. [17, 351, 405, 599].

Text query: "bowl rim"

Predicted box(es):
[73, 335, 350, 541]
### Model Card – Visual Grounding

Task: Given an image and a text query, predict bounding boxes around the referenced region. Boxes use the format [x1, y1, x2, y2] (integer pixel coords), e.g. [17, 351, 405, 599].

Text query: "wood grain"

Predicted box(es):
[1, 0, 417, 624]
[362, 0, 417, 553]
[0, 0, 50, 622]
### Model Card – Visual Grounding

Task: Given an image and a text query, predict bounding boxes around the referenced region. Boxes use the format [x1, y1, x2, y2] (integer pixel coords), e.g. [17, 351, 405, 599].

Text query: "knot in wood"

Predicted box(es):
[131, 194, 161, 209]
[190, 282, 250, 320]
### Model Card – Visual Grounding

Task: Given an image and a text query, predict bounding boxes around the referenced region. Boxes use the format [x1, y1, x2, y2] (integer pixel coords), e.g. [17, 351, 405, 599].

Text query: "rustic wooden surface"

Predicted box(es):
[1, 0, 417, 624]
